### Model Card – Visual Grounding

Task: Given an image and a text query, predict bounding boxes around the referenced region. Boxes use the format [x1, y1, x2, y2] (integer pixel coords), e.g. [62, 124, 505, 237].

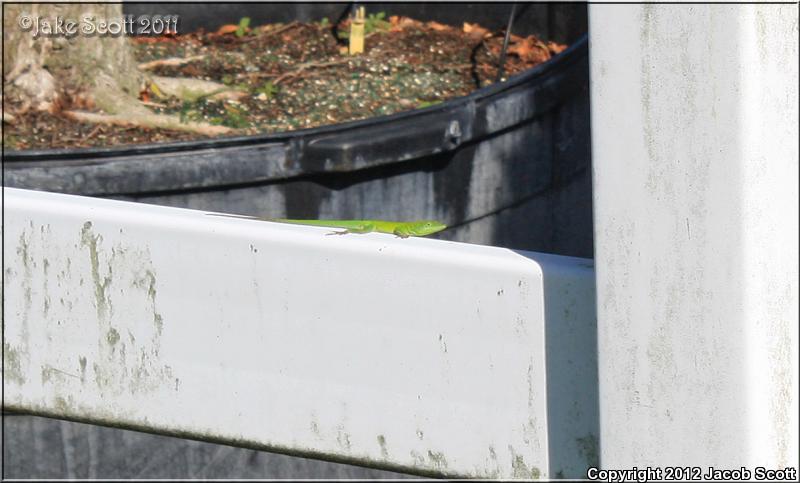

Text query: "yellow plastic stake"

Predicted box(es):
[349, 7, 365, 55]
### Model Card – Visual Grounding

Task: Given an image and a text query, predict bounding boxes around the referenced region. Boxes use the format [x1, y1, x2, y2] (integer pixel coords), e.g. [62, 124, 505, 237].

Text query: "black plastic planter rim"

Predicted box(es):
[3, 35, 588, 163]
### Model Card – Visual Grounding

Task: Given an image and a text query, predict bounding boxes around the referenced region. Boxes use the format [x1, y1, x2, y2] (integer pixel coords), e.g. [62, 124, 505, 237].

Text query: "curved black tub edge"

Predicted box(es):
[3, 35, 589, 197]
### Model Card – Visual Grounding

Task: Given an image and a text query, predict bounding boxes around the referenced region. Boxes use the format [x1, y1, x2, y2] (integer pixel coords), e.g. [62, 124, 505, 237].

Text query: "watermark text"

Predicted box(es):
[17, 13, 179, 38]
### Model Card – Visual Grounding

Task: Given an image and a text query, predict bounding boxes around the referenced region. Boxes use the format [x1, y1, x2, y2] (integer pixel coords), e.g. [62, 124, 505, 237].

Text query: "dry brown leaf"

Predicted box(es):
[389, 15, 420, 31]
[258, 23, 282, 33]
[547, 41, 568, 55]
[216, 24, 239, 35]
[508, 39, 533, 57]
[402, 18, 421, 30]
[132, 35, 176, 45]
[71, 92, 95, 111]
[427, 21, 450, 32]
[463, 22, 490, 40]
[508, 37, 551, 64]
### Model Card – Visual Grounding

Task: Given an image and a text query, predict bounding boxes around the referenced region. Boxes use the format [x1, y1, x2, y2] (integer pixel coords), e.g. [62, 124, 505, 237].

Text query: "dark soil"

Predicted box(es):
[3, 15, 567, 151]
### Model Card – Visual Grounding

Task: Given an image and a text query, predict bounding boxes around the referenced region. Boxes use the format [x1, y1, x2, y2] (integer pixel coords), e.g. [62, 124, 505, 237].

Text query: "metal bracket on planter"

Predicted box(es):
[300, 111, 469, 172]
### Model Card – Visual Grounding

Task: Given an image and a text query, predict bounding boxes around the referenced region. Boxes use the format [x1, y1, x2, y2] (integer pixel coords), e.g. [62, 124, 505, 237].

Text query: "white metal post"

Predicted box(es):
[590, 3, 798, 473]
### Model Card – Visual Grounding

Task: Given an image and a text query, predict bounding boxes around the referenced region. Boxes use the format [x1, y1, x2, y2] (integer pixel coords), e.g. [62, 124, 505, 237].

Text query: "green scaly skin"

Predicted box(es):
[206, 214, 447, 238]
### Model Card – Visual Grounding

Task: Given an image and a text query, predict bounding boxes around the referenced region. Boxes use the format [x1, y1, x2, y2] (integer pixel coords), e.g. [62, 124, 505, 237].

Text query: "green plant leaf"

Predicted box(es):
[255, 81, 279, 99]
[418, 100, 442, 109]
[235, 17, 251, 37]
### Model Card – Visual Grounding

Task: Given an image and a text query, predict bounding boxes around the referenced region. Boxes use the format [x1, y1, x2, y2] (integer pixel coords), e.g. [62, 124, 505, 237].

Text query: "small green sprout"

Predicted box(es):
[235, 17, 251, 37]
[4, 134, 19, 149]
[178, 88, 230, 124]
[255, 81, 279, 99]
[223, 105, 250, 128]
[179, 101, 198, 123]
[418, 100, 442, 109]
[209, 104, 250, 129]
[338, 10, 390, 39]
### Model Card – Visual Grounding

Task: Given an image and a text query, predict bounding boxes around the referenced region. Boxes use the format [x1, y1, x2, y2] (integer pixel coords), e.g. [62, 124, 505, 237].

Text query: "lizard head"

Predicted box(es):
[403, 220, 447, 237]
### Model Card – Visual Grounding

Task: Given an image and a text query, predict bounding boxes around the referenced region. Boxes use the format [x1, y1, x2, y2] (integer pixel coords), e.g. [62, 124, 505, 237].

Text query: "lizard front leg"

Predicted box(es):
[393, 226, 411, 238]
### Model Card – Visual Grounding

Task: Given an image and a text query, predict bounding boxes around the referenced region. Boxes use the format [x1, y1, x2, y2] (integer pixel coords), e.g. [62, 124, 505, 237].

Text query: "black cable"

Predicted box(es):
[514, 2, 532, 20]
[332, 2, 356, 44]
[495, 3, 518, 84]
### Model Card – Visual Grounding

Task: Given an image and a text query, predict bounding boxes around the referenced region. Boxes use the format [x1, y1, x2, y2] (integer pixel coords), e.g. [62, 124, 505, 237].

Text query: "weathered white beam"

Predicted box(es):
[2, 187, 597, 478]
[590, 3, 798, 471]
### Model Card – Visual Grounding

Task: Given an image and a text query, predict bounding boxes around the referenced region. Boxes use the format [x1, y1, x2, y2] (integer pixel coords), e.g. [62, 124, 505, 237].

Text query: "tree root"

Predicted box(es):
[63, 110, 233, 136]
[150, 75, 247, 102]
[68, 74, 245, 136]
[138, 55, 206, 71]
[269, 59, 349, 85]
[57, 72, 250, 137]
[245, 21, 300, 42]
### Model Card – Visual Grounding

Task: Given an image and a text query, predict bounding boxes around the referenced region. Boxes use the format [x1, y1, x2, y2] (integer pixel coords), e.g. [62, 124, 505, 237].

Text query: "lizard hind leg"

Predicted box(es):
[325, 222, 375, 236]
[346, 222, 376, 234]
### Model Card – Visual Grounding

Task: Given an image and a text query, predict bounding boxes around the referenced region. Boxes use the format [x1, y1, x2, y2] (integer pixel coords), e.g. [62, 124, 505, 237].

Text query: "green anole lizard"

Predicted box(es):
[206, 213, 447, 238]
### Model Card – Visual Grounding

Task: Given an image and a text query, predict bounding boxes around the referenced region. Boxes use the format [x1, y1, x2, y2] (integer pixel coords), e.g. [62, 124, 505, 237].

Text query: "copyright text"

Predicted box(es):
[17, 13, 179, 38]
[587, 465, 797, 482]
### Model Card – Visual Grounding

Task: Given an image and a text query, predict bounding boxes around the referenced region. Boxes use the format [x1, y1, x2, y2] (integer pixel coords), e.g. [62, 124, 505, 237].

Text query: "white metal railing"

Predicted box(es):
[2, 187, 597, 478]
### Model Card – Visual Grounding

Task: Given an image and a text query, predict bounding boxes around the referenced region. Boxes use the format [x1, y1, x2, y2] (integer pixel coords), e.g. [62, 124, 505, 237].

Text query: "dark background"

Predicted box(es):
[124, 2, 588, 44]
